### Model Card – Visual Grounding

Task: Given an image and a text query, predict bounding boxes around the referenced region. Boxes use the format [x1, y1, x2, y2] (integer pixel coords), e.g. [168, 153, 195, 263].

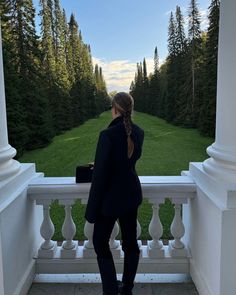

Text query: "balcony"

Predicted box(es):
[1, 1, 236, 295]
[27, 174, 198, 294]
[27, 175, 195, 270]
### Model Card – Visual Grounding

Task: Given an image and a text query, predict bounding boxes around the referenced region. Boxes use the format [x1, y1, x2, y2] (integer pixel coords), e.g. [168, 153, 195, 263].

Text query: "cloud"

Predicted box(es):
[92, 57, 155, 93]
[165, 10, 172, 16]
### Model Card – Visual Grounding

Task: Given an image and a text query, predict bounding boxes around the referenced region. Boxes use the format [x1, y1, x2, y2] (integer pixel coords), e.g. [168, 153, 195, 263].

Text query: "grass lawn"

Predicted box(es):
[19, 111, 213, 241]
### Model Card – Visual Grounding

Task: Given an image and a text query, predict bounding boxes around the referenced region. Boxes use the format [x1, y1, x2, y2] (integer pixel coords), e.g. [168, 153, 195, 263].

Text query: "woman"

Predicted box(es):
[84, 92, 145, 295]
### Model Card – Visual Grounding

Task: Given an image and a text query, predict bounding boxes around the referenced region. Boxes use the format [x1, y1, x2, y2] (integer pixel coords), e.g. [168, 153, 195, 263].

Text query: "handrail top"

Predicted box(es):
[27, 176, 196, 201]
[28, 175, 195, 186]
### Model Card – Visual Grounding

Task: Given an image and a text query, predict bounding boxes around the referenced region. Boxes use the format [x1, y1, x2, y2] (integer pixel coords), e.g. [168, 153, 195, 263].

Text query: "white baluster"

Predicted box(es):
[136, 219, 143, 253]
[59, 200, 78, 258]
[83, 221, 96, 258]
[109, 221, 119, 248]
[84, 221, 94, 249]
[169, 203, 188, 257]
[110, 221, 121, 258]
[147, 204, 165, 258]
[38, 202, 57, 258]
[137, 219, 141, 239]
[62, 205, 76, 249]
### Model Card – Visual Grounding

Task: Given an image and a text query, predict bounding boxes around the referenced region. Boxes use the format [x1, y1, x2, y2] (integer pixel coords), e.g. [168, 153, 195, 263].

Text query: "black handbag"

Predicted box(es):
[75, 163, 94, 183]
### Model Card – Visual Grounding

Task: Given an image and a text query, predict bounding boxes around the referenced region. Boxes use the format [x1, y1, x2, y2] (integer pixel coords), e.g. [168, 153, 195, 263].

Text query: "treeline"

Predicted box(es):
[0, 0, 110, 157]
[130, 0, 220, 137]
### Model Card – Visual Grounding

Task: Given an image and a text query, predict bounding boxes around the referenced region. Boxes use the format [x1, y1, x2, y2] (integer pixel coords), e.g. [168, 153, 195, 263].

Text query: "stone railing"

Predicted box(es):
[27, 175, 196, 274]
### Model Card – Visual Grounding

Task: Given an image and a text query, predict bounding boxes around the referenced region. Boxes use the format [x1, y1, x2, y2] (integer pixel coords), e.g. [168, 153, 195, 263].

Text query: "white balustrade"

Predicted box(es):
[28, 176, 195, 273]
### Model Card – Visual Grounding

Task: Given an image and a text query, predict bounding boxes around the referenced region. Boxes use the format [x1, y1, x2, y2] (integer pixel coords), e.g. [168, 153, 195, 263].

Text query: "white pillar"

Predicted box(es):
[203, 0, 236, 183]
[0, 23, 20, 181]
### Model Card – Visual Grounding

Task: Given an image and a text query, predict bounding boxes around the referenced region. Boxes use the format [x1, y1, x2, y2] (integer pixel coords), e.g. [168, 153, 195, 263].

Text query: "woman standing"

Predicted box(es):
[85, 92, 145, 295]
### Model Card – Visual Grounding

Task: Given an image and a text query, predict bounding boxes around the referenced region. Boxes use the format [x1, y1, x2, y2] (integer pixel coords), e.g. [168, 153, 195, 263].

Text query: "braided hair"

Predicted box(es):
[111, 92, 134, 158]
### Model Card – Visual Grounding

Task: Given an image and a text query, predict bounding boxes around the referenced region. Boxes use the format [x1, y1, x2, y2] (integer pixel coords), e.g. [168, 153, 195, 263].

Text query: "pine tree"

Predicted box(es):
[1, 0, 109, 154]
[53, 0, 70, 89]
[149, 47, 161, 116]
[11, 0, 53, 149]
[174, 6, 188, 124]
[176, 6, 187, 54]
[47, 0, 56, 52]
[40, 0, 56, 81]
[0, 1, 29, 155]
[142, 58, 149, 113]
[93, 64, 109, 114]
[166, 11, 178, 122]
[62, 8, 70, 79]
[154, 46, 159, 75]
[199, 0, 220, 136]
[68, 14, 82, 85]
[187, 0, 202, 124]
[168, 12, 177, 58]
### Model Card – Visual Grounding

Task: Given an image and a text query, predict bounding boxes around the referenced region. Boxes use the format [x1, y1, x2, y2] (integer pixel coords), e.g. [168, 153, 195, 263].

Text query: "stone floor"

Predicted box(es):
[27, 274, 199, 295]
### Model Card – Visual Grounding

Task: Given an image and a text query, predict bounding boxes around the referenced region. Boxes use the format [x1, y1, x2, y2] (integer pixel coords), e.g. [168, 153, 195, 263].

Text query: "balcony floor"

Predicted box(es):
[27, 274, 199, 295]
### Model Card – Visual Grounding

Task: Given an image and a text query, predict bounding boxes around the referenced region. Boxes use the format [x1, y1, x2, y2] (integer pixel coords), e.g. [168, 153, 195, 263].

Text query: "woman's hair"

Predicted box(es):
[111, 92, 134, 158]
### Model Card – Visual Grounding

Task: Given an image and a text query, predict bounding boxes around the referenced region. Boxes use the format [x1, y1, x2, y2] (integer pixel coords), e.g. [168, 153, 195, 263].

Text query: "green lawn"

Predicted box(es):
[19, 111, 213, 241]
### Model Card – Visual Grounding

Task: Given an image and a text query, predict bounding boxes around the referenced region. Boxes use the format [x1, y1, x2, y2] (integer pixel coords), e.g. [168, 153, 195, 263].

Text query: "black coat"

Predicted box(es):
[84, 115, 145, 223]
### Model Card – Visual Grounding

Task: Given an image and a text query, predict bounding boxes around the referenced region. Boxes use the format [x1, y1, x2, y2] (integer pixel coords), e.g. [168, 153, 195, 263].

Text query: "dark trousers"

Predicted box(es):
[93, 207, 140, 294]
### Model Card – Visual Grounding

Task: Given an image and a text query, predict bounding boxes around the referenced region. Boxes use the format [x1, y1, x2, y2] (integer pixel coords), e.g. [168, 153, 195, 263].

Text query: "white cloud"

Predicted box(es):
[92, 57, 156, 93]
[165, 10, 172, 16]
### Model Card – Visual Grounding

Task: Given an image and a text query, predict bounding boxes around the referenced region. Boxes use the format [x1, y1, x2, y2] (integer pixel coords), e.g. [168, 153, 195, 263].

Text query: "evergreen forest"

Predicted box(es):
[130, 0, 220, 138]
[0, 0, 220, 159]
[0, 0, 110, 157]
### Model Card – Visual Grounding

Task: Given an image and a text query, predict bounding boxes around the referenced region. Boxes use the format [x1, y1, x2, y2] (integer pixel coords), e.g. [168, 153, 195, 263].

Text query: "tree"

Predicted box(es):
[174, 6, 189, 124]
[176, 6, 187, 54]
[165, 12, 178, 122]
[40, 0, 56, 81]
[149, 47, 161, 116]
[187, 0, 202, 124]
[199, 0, 220, 136]
[142, 58, 149, 113]
[168, 12, 177, 58]
[54, 0, 69, 89]
[1, 0, 108, 154]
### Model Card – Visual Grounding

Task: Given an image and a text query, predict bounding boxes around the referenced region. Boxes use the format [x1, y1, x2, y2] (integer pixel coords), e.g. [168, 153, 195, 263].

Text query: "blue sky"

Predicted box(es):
[33, 0, 210, 92]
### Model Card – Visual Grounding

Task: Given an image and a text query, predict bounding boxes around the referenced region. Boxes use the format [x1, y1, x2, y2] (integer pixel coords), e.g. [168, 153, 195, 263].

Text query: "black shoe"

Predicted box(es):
[118, 284, 133, 295]
[97, 257, 118, 295]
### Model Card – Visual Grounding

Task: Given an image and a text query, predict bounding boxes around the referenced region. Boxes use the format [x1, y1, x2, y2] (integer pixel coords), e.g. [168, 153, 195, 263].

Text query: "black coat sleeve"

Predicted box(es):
[84, 130, 112, 223]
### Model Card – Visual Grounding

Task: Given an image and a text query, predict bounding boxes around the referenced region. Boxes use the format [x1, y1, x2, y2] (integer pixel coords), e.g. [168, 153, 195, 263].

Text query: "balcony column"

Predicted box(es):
[203, 0, 236, 183]
[0, 23, 20, 181]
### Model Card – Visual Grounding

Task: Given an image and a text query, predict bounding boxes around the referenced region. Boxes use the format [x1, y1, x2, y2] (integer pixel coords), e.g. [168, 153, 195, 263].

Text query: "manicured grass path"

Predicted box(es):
[19, 111, 213, 241]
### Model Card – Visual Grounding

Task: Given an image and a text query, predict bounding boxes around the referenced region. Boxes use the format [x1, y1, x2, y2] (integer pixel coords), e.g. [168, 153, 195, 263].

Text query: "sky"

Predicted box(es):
[33, 0, 210, 93]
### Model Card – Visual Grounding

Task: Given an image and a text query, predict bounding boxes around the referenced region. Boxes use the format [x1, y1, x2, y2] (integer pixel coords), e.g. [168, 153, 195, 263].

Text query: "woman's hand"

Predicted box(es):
[88, 162, 94, 169]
